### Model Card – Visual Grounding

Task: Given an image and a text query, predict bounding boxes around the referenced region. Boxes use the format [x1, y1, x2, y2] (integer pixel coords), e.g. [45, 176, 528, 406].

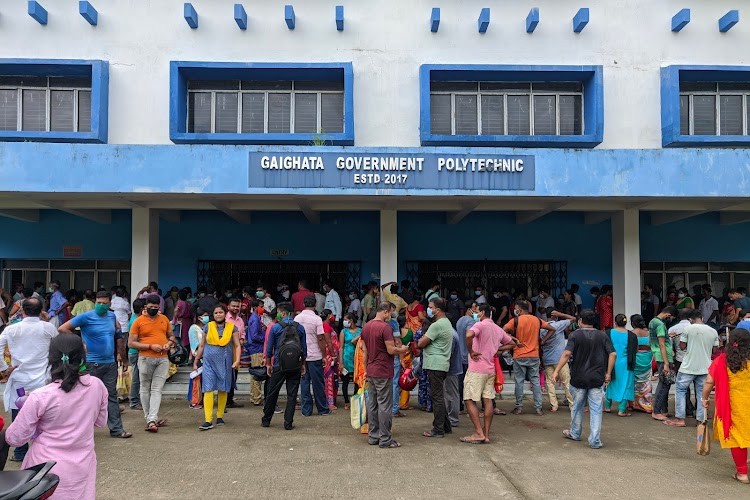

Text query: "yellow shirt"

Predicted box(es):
[71, 299, 94, 317]
[382, 287, 407, 313]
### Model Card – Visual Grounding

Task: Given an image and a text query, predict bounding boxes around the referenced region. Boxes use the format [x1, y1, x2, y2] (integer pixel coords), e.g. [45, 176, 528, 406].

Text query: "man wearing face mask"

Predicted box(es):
[128, 295, 176, 433]
[417, 298, 455, 438]
[60, 291, 133, 439]
[47, 280, 67, 325]
[323, 280, 343, 323]
[255, 286, 276, 329]
[225, 298, 247, 408]
[446, 290, 465, 328]
[245, 299, 266, 406]
[474, 286, 487, 305]
[347, 291, 362, 326]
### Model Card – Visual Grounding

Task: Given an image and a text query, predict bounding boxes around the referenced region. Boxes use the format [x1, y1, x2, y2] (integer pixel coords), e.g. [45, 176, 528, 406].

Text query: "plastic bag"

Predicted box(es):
[697, 421, 711, 456]
[350, 386, 367, 430]
[116, 365, 131, 397]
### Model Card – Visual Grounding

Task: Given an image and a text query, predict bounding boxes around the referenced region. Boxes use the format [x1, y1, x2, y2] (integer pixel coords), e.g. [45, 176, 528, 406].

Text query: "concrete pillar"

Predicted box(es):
[379, 209, 398, 285]
[611, 209, 641, 319]
[131, 208, 159, 296]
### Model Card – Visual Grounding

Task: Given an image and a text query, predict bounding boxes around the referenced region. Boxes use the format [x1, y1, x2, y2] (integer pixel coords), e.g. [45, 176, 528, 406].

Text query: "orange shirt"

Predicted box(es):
[131, 313, 171, 358]
[503, 314, 550, 359]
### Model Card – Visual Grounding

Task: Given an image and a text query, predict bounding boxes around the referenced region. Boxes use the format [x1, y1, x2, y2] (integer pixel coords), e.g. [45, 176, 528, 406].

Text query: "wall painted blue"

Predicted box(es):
[0, 210, 131, 259]
[234, 4, 247, 30]
[419, 64, 604, 147]
[157, 210, 380, 288]
[79, 1, 98, 26]
[662, 65, 750, 147]
[719, 10, 739, 33]
[169, 61, 354, 145]
[671, 8, 690, 32]
[6, 143, 750, 198]
[0, 59, 108, 143]
[184, 3, 199, 29]
[526, 8, 539, 33]
[28, 1, 48, 25]
[430, 8, 440, 33]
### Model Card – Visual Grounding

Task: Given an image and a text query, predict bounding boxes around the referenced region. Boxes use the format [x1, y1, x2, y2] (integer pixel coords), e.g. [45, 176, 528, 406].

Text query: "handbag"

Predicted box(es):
[191, 374, 202, 406]
[116, 365, 131, 397]
[350, 385, 368, 430]
[697, 420, 711, 455]
[659, 368, 676, 385]
[249, 365, 268, 381]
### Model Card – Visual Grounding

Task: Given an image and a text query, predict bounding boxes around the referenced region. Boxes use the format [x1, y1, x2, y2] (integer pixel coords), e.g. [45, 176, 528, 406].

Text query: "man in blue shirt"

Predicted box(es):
[47, 280, 67, 324]
[246, 299, 266, 406]
[59, 291, 132, 439]
[262, 302, 307, 430]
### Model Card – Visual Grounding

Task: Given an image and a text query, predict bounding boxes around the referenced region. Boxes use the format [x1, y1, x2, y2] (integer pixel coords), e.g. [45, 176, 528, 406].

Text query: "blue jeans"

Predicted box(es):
[513, 358, 543, 411]
[301, 360, 328, 416]
[569, 385, 604, 448]
[676, 372, 707, 421]
[10, 409, 27, 460]
[392, 357, 401, 414]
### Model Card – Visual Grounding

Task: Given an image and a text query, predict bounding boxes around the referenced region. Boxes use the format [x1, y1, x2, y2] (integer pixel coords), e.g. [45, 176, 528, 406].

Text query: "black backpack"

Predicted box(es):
[278, 321, 304, 372]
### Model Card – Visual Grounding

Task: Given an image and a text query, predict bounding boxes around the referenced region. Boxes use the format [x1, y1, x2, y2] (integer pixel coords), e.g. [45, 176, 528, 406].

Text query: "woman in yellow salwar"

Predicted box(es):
[193, 304, 241, 431]
[703, 328, 750, 484]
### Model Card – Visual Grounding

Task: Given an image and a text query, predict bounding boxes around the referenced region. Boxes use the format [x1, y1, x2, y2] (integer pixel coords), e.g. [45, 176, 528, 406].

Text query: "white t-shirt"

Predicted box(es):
[699, 296, 718, 323]
[679, 324, 720, 375]
[573, 293, 582, 306]
[110, 296, 131, 332]
[534, 296, 555, 320]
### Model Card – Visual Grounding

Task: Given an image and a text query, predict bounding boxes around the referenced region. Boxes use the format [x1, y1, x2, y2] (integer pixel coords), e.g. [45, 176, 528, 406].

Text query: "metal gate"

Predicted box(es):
[197, 260, 361, 294]
[405, 260, 568, 299]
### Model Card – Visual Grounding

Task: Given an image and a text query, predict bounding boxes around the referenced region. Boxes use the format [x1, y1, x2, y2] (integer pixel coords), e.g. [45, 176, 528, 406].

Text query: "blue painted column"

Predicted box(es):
[612, 209, 641, 319]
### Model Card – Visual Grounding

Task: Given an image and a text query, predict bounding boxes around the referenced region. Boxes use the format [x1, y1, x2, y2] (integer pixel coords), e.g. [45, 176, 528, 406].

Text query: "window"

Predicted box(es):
[186, 80, 344, 135]
[420, 65, 603, 147]
[0, 76, 92, 132]
[429, 82, 583, 137]
[171, 62, 354, 145]
[679, 82, 750, 136]
[662, 66, 750, 147]
[0, 59, 108, 143]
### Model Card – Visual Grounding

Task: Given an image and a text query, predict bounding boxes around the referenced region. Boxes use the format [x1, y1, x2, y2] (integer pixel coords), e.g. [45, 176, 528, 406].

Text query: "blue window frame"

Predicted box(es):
[420, 64, 603, 148]
[662, 65, 750, 147]
[170, 62, 354, 145]
[0, 59, 108, 143]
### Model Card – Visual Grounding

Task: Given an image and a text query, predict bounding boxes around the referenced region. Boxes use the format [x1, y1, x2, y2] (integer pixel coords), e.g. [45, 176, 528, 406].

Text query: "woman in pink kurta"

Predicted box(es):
[5, 334, 108, 500]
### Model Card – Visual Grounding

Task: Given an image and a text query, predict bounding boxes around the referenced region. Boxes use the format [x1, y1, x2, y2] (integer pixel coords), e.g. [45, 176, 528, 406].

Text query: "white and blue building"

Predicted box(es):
[1, 0, 750, 316]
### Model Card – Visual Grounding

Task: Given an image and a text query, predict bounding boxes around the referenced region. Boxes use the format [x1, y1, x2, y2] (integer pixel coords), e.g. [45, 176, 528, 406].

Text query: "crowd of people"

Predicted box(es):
[0, 277, 749, 497]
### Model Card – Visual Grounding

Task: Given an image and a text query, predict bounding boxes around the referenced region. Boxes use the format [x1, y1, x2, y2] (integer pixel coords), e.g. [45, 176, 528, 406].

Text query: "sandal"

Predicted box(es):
[562, 430, 581, 442]
[156, 419, 168, 427]
[379, 441, 401, 449]
[511, 408, 522, 415]
[422, 431, 444, 438]
[663, 419, 686, 427]
[111, 431, 133, 439]
[145, 421, 158, 433]
[617, 412, 632, 417]
[493, 408, 506, 416]
[460, 436, 485, 444]
[733, 473, 750, 484]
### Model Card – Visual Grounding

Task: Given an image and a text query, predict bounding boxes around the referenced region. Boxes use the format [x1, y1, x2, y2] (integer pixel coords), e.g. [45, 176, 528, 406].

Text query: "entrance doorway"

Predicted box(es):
[196, 260, 362, 294]
[405, 260, 568, 299]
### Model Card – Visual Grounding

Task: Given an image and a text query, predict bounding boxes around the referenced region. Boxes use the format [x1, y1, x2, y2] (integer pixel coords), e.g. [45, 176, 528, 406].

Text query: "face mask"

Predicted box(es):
[256, 291, 265, 299]
[343, 320, 351, 328]
[276, 313, 284, 321]
[475, 291, 481, 296]
[282, 291, 290, 299]
[472, 313, 479, 321]
[678, 293, 686, 298]
[450, 294, 457, 300]
[427, 307, 434, 318]
[226, 293, 232, 298]
[200, 315, 209, 323]
[513, 310, 520, 317]
[48, 287, 55, 293]
[94, 303, 109, 316]
[591, 294, 597, 298]
[349, 294, 355, 300]
[147, 308, 158, 317]
[494, 293, 500, 298]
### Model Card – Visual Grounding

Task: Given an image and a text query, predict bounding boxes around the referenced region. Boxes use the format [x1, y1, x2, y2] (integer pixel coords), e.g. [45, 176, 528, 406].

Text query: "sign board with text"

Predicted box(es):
[249, 151, 535, 191]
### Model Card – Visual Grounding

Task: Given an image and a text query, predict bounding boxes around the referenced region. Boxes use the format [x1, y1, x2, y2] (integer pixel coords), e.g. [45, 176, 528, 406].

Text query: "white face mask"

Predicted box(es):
[343, 320, 351, 328]
[282, 291, 290, 299]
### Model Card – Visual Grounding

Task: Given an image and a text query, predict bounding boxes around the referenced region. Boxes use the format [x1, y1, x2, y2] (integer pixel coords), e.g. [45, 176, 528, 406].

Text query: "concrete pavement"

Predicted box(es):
[5, 395, 746, 499]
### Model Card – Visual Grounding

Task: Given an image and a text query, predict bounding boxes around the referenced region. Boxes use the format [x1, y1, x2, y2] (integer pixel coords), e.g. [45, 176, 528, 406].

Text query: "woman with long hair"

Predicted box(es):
[339, 312, 361, 410]
[193, 304, 241, 431]
[702, 328, 750, 484]
[604, 314, 636, 416]
[321, 309, 341, 411]
[630, 314, 654, 413]
[4, 334, 108, 499]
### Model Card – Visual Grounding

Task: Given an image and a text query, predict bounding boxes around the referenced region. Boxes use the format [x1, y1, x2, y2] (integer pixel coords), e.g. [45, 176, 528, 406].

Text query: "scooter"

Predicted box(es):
[0, 462, 59, 500]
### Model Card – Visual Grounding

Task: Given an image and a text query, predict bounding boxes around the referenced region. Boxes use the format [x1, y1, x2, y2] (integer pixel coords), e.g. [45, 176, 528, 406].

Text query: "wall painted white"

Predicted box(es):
[0, 0, 748, 148]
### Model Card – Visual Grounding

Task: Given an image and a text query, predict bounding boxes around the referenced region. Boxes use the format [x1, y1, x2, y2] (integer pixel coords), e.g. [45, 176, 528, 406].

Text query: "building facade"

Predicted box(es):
[1, 0, 750, 315]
